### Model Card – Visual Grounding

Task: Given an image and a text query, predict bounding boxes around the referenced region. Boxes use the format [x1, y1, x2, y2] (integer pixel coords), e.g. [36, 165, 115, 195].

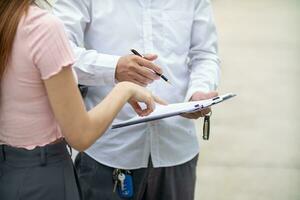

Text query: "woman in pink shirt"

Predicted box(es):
[0, 1, 164, 199]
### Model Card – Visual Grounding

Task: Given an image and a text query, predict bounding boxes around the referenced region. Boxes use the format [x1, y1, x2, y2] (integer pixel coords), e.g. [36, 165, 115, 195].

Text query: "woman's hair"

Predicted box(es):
[0, 0, 33, 83]
[0, 0, 51, 84]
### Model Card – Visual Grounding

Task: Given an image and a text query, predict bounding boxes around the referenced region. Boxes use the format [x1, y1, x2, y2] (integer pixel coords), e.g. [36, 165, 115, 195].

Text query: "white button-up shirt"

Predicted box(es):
[53, 0, 220, 169]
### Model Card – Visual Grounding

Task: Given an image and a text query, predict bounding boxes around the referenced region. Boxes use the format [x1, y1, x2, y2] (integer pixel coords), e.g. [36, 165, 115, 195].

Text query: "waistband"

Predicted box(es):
[0, 140, 71, 167]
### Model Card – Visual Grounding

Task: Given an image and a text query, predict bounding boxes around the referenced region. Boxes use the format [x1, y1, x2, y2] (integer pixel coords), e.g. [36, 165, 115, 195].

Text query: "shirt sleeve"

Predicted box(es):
[53, 0, 120, 86]
[25, 12, 75, 80]
[185, 0, 221, 101]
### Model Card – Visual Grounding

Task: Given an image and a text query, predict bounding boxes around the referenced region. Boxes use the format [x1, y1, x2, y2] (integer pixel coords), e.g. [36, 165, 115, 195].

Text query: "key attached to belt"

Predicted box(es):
[112, 169, 134, 198]
[203, 111, 212, 140]
[112, 169, 120, 193]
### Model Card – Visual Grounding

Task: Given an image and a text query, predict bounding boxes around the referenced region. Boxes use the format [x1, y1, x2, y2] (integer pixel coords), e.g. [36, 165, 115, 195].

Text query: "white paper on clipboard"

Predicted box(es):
[111, 93, 236, 129]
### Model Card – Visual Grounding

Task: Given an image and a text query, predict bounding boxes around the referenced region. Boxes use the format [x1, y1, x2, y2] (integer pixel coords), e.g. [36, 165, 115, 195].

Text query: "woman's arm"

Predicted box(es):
[26, 11, 163, 151]
[44, 66, 158, 151]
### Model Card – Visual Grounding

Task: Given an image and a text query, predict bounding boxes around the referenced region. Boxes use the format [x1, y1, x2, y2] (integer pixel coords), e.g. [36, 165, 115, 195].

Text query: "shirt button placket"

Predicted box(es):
[142, 0, 157, 165]
[142, 8, 153, 53]
[150, 122, 160, 167]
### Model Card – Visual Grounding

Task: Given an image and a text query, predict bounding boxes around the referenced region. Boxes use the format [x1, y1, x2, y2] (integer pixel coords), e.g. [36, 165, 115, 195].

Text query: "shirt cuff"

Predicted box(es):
[184, 84, 214, 102]
[96, 55, 120, 86]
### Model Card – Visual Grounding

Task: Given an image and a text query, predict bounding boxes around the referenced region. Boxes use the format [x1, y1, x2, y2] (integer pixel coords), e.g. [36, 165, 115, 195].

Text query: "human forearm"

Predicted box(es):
[185, 59, 220, 101]
[45, 67, 160, 151]
[45, 68, 131, 151]
[71, 41, 120, 86]
[76, 82, 132, 151]
[186, 0, 220, 101]
[53, 0, 120, 86]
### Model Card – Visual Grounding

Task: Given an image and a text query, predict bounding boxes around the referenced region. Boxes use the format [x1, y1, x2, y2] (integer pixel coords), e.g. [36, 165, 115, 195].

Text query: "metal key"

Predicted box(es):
[112, 169, 120, 193]
[113, 180, 118, 193]
[118, 173, 126, 191]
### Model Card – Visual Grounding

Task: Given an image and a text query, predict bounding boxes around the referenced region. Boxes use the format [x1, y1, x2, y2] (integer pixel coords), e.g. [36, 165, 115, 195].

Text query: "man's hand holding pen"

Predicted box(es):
[115, 54, 162, 87]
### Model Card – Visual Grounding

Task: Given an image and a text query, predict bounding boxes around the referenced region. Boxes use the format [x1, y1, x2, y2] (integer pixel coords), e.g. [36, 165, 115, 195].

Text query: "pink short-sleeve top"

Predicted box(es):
[0, 6, 75, 149]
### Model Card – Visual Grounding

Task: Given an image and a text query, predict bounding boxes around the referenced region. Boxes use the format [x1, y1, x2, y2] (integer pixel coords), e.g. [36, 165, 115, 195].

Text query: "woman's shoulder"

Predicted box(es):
[21, 6, 64, 35]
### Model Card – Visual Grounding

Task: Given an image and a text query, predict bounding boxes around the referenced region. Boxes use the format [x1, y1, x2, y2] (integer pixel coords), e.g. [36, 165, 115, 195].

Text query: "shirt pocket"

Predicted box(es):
[161, 11, 193, 55]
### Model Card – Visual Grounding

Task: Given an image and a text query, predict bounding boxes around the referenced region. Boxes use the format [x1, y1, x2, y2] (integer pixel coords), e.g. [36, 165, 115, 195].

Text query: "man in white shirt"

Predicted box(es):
[53, 0, 220, 199]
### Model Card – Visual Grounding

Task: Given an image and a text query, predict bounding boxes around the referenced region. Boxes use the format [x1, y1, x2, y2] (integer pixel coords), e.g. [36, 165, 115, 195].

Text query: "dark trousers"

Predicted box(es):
[75, 152, 198, 200]
[0, 141, 81, 200]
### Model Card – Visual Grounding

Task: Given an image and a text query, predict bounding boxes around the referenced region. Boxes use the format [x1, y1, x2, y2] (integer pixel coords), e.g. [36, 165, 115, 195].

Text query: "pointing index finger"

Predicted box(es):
[136, 57, 163, 75]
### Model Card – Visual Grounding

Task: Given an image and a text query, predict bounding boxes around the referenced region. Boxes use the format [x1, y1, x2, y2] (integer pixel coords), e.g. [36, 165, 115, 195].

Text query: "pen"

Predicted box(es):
[131, 49, 172, 85]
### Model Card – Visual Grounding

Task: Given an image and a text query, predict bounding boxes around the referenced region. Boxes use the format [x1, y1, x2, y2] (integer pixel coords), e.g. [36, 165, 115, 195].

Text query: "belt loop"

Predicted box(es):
[1, 145, 6, 162]
[67, 144, 72, 157]
[40, 147, 47, 166]
[63, 139, 72, 157]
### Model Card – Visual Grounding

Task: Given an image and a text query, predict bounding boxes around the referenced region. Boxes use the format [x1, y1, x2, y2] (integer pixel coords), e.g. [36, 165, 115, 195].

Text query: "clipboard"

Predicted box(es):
[111, 93, 236, 129]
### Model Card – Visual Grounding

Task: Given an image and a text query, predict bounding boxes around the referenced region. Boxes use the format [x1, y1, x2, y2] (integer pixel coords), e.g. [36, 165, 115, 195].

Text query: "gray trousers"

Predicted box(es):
[0, 141, 81, 200]
[75, 152, 198, 200]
